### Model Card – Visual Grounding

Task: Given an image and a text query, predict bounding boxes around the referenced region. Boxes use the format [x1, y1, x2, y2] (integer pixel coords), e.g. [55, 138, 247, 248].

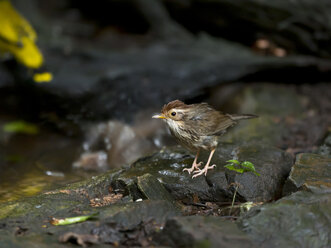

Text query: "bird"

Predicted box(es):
[152, 100, 257, 178]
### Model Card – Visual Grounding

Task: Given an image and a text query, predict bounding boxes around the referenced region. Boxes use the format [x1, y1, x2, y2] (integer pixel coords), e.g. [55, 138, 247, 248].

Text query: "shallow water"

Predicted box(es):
[0, 128, 98, 202]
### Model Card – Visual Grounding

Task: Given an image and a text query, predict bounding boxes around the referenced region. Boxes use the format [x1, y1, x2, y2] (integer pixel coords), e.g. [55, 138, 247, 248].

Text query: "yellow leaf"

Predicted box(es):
[0, 0, 36, 44]
[1, 36, 44, 68]
[33, 72, 53, 83]
[0, 0, 43, 69]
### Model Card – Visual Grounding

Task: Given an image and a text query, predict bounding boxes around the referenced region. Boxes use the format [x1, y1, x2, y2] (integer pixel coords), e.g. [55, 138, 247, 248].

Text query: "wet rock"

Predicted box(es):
[208, 143, 293, 202]
[0, 168, 124, 220]
[241, 191, 331, 248]
[99, 200, 179, 228]
[0, 200, 178, 247]
[73, 120, 169, 170]
[283, 153, 331, 195]
[118, 143, 292, 203]
[90, 218, 162, 247]
[217, 83, 330, 154]
[116, 146, 214, 202]
[154, 216, 255, 248]
[0, 166, 179, 246]
[137, 173, 176, 205]
[73, 151, 108, 171]
[0, 164, 179, 221]
[219, 84, 304, 146]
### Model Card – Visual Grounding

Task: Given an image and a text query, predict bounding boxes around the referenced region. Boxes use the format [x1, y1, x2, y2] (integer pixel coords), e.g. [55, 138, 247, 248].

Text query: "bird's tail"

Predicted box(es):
[228, 114, 258, 121]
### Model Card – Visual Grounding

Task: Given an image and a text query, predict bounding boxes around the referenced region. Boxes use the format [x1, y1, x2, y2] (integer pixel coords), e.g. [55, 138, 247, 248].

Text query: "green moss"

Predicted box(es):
[194, 240, 211, 248]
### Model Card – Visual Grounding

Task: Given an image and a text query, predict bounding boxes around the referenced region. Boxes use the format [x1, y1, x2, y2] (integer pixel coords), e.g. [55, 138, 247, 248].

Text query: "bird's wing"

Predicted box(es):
[198, 112, 234, 136]
[208, 114, 235, 135]
[186, 104, 235, 136]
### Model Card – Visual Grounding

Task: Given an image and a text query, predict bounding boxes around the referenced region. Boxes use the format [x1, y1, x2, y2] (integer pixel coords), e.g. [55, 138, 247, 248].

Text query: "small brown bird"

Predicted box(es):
[152, 100, 257, 178]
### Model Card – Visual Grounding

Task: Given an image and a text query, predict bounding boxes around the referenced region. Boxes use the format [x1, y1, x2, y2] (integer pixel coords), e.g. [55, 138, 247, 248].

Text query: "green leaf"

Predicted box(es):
[225, 164, 244, 173]
[50, 213, 98, 226]
[242, 161, 256, 172]
[242, 161, 255, 169]
[225, 160, 260, 176]
[253, 171, 261, 176]
[3, 121, 38, 135]
[226, 159, 240, 165]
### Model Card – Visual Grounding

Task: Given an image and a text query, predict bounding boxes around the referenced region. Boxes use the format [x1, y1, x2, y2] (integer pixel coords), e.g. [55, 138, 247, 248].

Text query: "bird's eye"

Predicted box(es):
[171, 112, 176, 116]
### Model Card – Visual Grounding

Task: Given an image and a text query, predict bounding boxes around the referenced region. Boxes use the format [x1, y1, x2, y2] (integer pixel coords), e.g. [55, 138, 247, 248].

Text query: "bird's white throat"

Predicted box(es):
[165, 119, 182, 134]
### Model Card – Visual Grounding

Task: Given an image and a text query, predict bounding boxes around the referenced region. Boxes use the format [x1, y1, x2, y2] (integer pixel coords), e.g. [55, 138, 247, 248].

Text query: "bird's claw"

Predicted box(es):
[183, 162, 203, 174]
[192, 164, 216, 178]
[182, 168, 194, 174]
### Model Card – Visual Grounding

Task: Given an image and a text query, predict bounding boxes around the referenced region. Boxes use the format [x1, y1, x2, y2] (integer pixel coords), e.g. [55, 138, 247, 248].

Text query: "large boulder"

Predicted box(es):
[241, 191, 331, 248]
[154, 216, 255, 248]
[117, 143, 292, 202]
[283, 153, 331, 195]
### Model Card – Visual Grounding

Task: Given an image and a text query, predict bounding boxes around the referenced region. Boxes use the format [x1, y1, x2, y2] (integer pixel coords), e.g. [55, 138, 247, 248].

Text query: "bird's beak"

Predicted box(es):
[152, 114, 166, 119]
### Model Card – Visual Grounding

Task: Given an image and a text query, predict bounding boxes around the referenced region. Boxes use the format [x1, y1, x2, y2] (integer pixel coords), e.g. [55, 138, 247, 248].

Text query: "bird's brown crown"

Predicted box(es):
[161, 100, 189, 114]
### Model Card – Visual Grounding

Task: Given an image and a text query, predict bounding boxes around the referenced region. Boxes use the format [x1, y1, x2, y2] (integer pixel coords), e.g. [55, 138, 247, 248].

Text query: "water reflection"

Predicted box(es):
[0, 112, 175, 202]
[0, 128, 98, 202]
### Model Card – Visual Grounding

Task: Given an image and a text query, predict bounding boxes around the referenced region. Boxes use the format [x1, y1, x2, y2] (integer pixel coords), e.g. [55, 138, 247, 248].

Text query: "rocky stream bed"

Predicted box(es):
[0, 1, 331, 247]
[0, 88, 330, 247]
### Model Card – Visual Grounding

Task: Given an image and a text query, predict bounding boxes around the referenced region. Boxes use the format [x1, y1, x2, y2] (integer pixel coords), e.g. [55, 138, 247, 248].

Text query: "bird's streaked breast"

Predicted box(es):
[165, 119, 201, 150]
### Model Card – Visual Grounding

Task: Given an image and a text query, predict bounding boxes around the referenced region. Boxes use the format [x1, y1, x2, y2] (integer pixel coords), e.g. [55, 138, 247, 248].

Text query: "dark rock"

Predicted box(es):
[221, 84, 304, 117]
[100, 200, 179, 228]
[0, 235, 62, 248]
[220, 83, 304, 146]
[115, 146, 214, 202]
[0, 168, 123, 220]
[316, 132, 331, 158]
[0, 167, 179, 246]
[2, 0, 331, 131]
[73, 120, 168, 170]
[2, 34, 331, 126]
[137, 173, 176, 204]
[37, 39, 331, 124]
[59, 232, 99, 247]
[218, 83, 331, 154]
[91, 218, 162, 247]
[208, 143, 293, 202]
[0, 200, 178, 247]
[283, 153, 331, 195]
[165, 0, 331, 58]
[154, 216, 255, 248]
[118, 143, 292, 203]
[241, 191, 331, 248]
[15, 0, 331, 58]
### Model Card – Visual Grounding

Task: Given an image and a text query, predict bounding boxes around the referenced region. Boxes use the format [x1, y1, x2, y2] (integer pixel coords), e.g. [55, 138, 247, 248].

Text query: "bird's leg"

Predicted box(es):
[192, 148, 216, 178]
[183, 150, 203, 174]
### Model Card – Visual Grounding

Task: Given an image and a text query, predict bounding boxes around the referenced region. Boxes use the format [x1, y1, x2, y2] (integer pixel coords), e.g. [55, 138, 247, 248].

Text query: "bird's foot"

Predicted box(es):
[192, 164, 216, 178]
[183, 162, 203, 174]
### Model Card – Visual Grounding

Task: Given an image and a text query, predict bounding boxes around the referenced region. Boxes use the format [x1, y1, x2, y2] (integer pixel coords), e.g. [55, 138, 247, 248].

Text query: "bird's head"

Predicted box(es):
[152, 100, 189, 123]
